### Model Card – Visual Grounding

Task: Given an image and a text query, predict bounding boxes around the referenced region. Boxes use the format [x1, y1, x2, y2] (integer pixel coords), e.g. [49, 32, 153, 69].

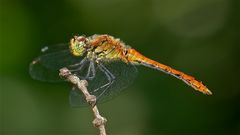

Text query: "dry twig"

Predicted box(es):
[59, 68, 107, 135]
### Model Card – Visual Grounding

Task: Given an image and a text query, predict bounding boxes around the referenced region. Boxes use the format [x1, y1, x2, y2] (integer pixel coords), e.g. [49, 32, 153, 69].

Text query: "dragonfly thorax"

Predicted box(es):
[86, 51, 98, 61]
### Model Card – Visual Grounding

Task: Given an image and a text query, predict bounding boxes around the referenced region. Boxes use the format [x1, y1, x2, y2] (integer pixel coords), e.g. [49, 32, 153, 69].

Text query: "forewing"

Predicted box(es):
[29, 44, 83, 82]
[30, 44, 138, 107]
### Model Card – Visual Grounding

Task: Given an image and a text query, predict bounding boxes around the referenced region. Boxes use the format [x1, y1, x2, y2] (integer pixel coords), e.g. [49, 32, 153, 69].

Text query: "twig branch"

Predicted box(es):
[59, 68, 107, 135]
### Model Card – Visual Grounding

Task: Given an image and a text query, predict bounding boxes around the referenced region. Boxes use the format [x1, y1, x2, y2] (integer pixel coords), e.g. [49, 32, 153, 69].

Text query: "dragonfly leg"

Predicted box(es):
[67, 58, 91, 80]
[68, 57, 87, 68]
[94, 63, 116, 100]
[85, 61, 96, 80]
[99, 63, 116, 80]
[68, 57, 88, 72]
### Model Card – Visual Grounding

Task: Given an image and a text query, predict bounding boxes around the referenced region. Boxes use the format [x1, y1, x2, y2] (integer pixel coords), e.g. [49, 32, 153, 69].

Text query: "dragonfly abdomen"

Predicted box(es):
[126, 48, 212, 95]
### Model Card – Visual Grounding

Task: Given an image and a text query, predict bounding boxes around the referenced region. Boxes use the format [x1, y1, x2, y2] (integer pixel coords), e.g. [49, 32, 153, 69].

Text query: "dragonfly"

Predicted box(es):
[30, 34, 212, 107]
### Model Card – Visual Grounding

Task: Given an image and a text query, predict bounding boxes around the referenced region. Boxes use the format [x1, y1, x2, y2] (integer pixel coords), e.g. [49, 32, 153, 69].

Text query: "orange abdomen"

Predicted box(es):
[127, 48, 212, 95]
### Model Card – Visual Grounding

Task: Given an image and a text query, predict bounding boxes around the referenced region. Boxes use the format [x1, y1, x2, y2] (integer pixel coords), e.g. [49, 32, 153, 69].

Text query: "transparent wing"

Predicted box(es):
[29, 44, 84, 82]
[30, 44, 138, 107]
[69, 60, 138, 107]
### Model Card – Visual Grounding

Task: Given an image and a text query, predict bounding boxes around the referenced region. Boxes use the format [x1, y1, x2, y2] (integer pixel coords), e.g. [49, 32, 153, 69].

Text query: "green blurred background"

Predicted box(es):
[1, 0, 239, 134]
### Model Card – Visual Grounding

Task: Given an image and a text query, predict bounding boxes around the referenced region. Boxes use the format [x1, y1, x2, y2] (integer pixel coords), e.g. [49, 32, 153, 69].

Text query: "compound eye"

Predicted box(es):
[76, 36, 86, 42]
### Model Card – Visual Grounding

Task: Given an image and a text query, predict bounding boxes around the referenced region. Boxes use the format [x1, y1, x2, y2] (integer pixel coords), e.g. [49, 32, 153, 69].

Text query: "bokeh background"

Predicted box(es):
[1, 0, 240, 135]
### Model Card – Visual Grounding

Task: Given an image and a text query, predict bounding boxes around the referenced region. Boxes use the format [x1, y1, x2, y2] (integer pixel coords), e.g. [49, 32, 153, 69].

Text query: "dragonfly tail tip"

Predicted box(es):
[205, 89, 212, 95]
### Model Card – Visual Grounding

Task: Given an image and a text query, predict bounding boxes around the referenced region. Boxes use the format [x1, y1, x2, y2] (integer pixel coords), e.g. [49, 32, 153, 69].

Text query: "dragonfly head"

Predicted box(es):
[70, 35, 89, 56]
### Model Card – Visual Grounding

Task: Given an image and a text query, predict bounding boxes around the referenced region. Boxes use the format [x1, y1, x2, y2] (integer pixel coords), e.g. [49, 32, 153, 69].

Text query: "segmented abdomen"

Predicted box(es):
[126, 48, 212, 95]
